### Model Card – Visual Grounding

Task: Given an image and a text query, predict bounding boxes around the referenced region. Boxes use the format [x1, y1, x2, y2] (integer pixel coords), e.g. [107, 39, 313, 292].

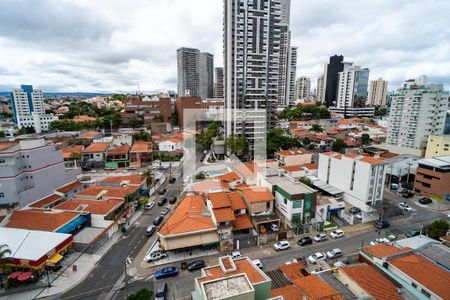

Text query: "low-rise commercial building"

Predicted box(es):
[275, 149, 312, 166]
[414, 155, 450, 197]
[121, 95, 171, 125]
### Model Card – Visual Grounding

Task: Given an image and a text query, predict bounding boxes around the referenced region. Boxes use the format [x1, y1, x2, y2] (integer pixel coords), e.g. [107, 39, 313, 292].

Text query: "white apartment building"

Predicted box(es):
[296, 76, 311, 102]
[336, 63, 370, 109]
[317, 153, 386, 210]
[316, 74, 324, 102]
[224, 0, 285, 144]
[386, 79, 449, 150]
[367, 78, 388, 107]
[11, 85, 56, 133]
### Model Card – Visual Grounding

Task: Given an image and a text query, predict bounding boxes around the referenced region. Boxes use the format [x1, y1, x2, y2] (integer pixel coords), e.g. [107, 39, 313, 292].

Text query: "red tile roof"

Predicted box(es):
[130, 141, 151, 153]
[60, 145, 84, 159]
[232, 214, 253, 231]
[29, 194, 63, 209]
[5, 209, 80, 232]
[340, 264, 402, 300]
[158, 195, 216, 236]
[82, 143, 110, 153]
[213, 207, 236, 223]
[73, 115, 97, 122]
[239, 187, 274, 203]
[362, 243, 412, 259]
[293, 275, 344, 300]
[56, 181, 83, 194]
[54, 198, 124, 215]
[79, 131, 100, 139]
[276, 149, 310, 156]
[76, 185, 139, 199]
[107, 145, 130, 155]
[207, 192, 246, 210]
[99, 175, 145, 186]
[360, 156, 384, 164]
[0, 142, 17, 151]
[279, 262, 306, 281]
[192, 180, 229, 193]
[271, 285, 305, 300]
[388, 254, 450, 299]
[281, 165, 304, 172]
[217, 171, 241, 183]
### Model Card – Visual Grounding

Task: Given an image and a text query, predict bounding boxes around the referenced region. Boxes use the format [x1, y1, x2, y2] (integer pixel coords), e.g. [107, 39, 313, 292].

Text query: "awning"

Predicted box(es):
[8, 271, 22, 280]
[313, 180, 344, 195]
[17, 271, 33, 282]
[57, 216, 87, 234]
[46, 253, 63, 265]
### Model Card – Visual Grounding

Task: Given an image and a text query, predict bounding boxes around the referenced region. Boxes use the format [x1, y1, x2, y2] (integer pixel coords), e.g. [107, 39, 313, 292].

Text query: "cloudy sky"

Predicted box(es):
[0, 0, 449, 93]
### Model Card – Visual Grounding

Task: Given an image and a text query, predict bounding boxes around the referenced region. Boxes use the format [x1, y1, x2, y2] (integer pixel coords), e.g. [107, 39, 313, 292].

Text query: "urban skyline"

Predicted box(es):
[0, 0, 449, 93]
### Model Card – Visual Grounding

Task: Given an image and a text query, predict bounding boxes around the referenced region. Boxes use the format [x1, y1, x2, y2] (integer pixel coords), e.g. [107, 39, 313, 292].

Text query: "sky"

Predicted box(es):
[0, 0, 449, 93]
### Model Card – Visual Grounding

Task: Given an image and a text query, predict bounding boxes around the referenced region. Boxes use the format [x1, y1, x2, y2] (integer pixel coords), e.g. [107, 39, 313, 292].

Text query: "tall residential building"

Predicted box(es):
[224, 0, 285, 145]
[295, 76, 311, 101]
[10, 85, 56, 133]
[0, 139, 79, 210]
[177, 47, 200, 97]
[199, 52, 214, 99]
[386, 79, 449, 150]
[322, 55, 344, 106]
[121, 95, 172, 125]
[316, 74, 324, 101]
[335, 63, 370, 109]
[287, 46, 297, 105]
[214, 67, 224, 99]
[367, 78, 388, 107]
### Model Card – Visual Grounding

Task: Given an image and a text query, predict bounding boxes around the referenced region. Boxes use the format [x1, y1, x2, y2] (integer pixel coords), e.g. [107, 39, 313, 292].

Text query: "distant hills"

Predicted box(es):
[0, 92, 112, 98]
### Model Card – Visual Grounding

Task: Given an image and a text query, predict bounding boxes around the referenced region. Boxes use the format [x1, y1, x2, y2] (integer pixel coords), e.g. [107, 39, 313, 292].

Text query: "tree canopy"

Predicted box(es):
[266, 128, 301, 158]
[426, 219, 449, 240]
[280, 104, 330, 120]
[197, 121, 222, 150]
[225, 135, 248, 159]
[331, 139, 347, 152]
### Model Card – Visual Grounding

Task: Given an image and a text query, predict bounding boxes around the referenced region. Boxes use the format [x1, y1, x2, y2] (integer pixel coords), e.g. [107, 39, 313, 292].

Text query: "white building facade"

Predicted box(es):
[335, 63, 370, 109]
[386, 79, 448, 150]
[367, 78, 388, 107]
[295, 76, 311, 102]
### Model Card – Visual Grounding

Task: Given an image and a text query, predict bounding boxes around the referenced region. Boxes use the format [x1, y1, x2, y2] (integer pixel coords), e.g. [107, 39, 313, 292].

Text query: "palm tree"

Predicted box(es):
[0, 244, 12, 289]
[142, 169, 153, 187]
[310, 123, 324, 135]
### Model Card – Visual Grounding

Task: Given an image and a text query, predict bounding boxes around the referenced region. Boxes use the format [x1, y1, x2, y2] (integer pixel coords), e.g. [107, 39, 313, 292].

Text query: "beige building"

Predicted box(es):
[275, 149, 312, 166]
[367, 77, 388, 107]
[425, 135, 450, 158]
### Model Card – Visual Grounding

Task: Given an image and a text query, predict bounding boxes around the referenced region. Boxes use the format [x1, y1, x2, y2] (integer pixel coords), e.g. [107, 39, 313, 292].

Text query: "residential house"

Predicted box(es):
[275, 149, 312, 166]
[231, 162, 260, 185]
[158, 194, 219, 251]
[28, 193, 65, 209]
[310, 135, 335, 149]
[106, 145, 130, 169]
[158, 134, 184, 152]
[59, 145, 84, 168]
[216, 171, 243, 188]
[56, 180, 89, 199]
[75, 185, 140, 202]
[129, 141, 152, 167]
[279, 163, 318, 180]
[81, 143, 110, 168]
[337, 119, 364, 130]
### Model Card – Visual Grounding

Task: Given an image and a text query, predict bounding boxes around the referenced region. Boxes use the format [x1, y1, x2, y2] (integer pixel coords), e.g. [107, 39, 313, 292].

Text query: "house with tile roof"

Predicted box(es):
[129, 141, 152, 167]
[292, 275, 344, 300]
[278, 163, 318, 180]
[55, 180, 89, 199]
[275, 149, 312, 167]
[75, 185, 140, 201]
[105, 144, 130, 169]
[157, 194, 219, 251]
[231, 162, 259, 185]
[59, 144, 84, 168]
[81, 142, 110, 168]
[193, 256, 272, 300]
[216, 171, 243, 188]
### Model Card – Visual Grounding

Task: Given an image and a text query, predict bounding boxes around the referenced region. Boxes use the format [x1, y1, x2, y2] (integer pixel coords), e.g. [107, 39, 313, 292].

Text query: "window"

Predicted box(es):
[411, 282, 417, 288]
[293, 200, 302, 209]
[0, 159, 5, 164]
[283, 198, 287, 205]
[420, 289, 431, 298]
[0, 193, 4, 198]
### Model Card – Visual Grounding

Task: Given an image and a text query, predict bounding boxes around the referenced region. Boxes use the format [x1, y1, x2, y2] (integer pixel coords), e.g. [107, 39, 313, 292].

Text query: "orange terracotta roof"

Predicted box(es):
[362, 243, 412, 259]
[54, 198, 124, 215]
[192, 180, 229, 193]
[60, 145, 84, 159]
[56, 181, 83, 194]
[293, 276, 344, 300]
[5, 209, 80, 232]
[360, 156, 384, 164]
[79, 130, 100, 139]
[107, 145, 130, 155]
[29, 194, 63, 209]
[158, 195, 216, 236]
[279, 262, 306, 281]
[340, 264, 402, 300]
[311, 134, 333, 141]
[230, 193, 246, 210]
[207, 191, 246, 210]
[232, 214, 253, 231]
[337, 119, 360, 125]
[291, 127, 308, 132]
[239, 187, 274, 203]
[197, 258, 267, 285]
[213, 207, 236, 223]
[130, 141, 151, 153]
[99, 175, 144, 186]
[276, 149, 309, 156]
[82, 143, 110, 153]
[217, 171, 241, 183]
[76, 185, 139, 199]
[322, 152, 337, 156]
[0, 142, 17, 151]
[271, 285, 305, 300]
[292, 131, 312, 138]
[302, 162, 318, 170]
[281, 165, 304, 172]
[388, 254, 450, 299]
[73, 115, 97, 122]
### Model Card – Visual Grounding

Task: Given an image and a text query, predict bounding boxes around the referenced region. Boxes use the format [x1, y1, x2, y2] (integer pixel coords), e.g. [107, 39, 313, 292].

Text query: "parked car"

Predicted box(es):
[273, 240, 291, 251]
[398, 202, 412, 211]
[326, 248, 342, 259]
[153, 216, 164, 226]
[145, 225, 156, 237]
[401, 189, 414, 198]
[308, 252, 326, 264]
[270, 223, 279, 232]
[155, 267, 179, 279]
[187, 260, 206, 272]
[405, 228, 422, 238]
[158, 189, 167, 195]
[169, 178, 176, 184]
[146, 250, 168, 262]
[181, 262, 188, 270]
[145, 202, 155, 210]
[313, 233, 328, 242]
[419, 197, 432, 205]
[161, 206, 170, 216]
[155, 283, 167, 300]
[231, 251, 242, 259]
[158, 198, 167, 206]
[348, 207, 361, 214]
[251, 259, 263, 269]
[374, 220, 390, 229]
[169, 196, 177, 204]
[369, 238, 390, 246]
[297, 236, 313, 246]
[329, 230, 345, 239]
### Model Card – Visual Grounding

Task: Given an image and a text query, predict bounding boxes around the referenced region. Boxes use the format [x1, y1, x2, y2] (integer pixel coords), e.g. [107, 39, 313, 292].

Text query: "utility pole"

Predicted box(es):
[124, 260, 128, 299]
[406, 162, 412, 188]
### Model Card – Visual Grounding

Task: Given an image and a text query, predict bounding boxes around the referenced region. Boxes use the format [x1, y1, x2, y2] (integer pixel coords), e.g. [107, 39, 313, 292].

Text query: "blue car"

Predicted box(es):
[154, 267, 179, 280]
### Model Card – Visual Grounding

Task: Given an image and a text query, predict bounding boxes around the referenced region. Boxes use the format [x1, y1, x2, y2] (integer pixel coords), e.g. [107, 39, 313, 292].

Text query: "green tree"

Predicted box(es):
[111, 94, 126, 101]
[310, 124, 324, 135]
[225, 135, 248, 159]
[142, 169, 153, 186]
[69, 152, 81, 160]
[197, 121, 222, 150]
[266, 128, 301, 158]
[0, 131, 4, 138]
[195, 172, 206, 180]
[127, 288, 152, 300]
[0, 244, 12, 288]
[18, 126, 36, 135]
[135, 130, 151, 142]
[331, 139, 347, 152]
[426, 219, 449, 240]
[127, 118, 143, 129]
[374, 106, 388, 117]
[361, 133, 371, 145]
[299, 176, 313, 187]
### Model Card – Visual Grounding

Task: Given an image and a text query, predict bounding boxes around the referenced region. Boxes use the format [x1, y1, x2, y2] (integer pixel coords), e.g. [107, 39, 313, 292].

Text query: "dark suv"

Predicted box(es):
[187, 260, 206, 272]
[374, 220, 390, 229]
[153, 216, 164, 226]
[297, 237, 313, 246]
[155, 282, 167, 300]
[158, 198, 167, 206]
[419, 197, 432, 204]
[159, 188, 167, 195]
[169, 197, 177, 204]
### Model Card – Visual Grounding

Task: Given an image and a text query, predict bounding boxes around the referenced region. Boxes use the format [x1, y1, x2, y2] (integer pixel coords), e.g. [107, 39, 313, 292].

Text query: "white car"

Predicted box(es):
[145, 202, 155, 210]
[251, 259, 263, 269]
[231, 251, 242, 259]
[273, 240, 291, 251]
[145, 250, 167, 262]
[308, 252, 326, 264]
[329, 230, 345, 239]
[369, 238, 390, 246]
[313, 233, 327, 242]
[270, 223, 279, 232]
[161, 205, 170, 215]
[326, 248, 342, 259]
[398, 202, 412, 211]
